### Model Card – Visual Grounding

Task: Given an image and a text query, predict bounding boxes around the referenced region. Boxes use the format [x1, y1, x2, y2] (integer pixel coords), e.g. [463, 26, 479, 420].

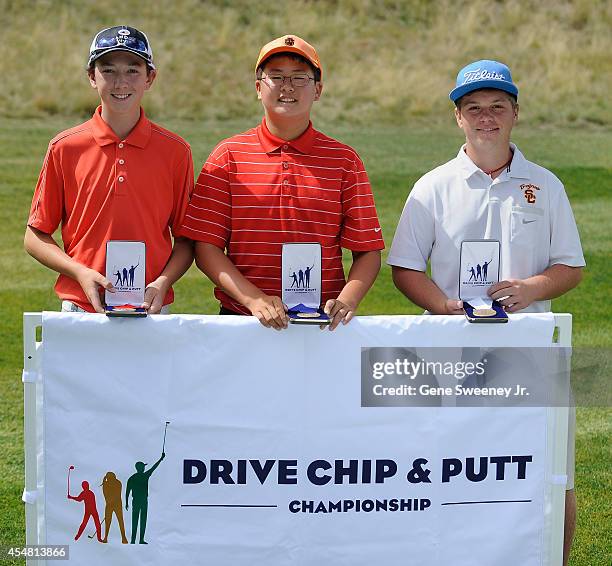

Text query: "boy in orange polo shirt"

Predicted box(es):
[178, 35, 384, 330]
[25, 26, 193, 313]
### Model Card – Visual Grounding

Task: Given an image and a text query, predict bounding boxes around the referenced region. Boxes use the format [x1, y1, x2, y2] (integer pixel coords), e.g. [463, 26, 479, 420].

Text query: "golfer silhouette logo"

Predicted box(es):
[466, 257, 493, 284]
[67, 469, 103, 542]
[82, 471, 129, 543]
[288, 263, 315, 290]
[126, 421, 169, 545]
[98, 471, 129, 543]
[112, 261, 140, 288]
[66, 421, 170, 546]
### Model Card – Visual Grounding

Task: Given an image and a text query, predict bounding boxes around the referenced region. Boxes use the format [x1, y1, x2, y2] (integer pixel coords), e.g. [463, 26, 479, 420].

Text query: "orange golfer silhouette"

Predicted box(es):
[101, 471, 128, 544]
[68, 480, 103, 542]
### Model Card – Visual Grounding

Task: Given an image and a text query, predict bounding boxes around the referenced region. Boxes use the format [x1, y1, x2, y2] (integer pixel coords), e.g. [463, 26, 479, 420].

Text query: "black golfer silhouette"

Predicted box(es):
[304, 264, 314, 289]
[482, 259, 492, 281]
[128, 262, 139, 287]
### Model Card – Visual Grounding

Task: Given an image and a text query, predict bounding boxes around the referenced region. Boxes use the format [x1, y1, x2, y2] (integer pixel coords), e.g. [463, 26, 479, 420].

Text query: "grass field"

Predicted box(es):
[0, 115, 610, 564]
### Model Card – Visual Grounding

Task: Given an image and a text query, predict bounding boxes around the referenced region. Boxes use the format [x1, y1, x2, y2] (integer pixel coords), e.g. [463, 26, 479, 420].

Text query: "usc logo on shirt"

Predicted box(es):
[520, 183, 540, 204]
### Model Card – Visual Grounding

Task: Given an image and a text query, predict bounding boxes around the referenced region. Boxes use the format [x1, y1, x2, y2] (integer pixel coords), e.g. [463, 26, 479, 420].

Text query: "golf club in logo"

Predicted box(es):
[66, 421, 169, 545]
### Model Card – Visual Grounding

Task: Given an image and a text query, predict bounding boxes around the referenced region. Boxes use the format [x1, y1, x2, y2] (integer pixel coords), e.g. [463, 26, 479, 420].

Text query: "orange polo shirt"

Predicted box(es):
[28, 107, 193, 311]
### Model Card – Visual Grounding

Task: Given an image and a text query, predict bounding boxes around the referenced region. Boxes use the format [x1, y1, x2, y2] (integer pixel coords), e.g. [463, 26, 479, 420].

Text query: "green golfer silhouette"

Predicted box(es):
[125, 453, 165, 544]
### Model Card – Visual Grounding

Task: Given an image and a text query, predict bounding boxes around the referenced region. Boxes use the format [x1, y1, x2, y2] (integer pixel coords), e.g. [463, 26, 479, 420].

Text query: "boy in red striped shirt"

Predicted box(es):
[178, 35, 384, 330]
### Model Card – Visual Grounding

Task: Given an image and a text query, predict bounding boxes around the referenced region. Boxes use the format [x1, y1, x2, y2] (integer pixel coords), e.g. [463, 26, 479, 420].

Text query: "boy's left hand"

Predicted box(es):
[143, 277, 170, 314]
[323, 299, 356, 331]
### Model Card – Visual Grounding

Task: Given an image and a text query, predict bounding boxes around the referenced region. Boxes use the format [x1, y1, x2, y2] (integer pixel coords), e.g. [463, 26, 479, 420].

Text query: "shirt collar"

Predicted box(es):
[505, 144, 530, 179]
[456, 145, 481, 180]
[457, 142, 530, 180]
[257, 118, 317, 154]
[90, 106, 152, 148]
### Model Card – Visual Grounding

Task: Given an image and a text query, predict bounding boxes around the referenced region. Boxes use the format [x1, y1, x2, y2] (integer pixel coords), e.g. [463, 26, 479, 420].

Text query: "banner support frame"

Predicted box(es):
[23, 312, 43, 566]
[547, 313, 572, 566]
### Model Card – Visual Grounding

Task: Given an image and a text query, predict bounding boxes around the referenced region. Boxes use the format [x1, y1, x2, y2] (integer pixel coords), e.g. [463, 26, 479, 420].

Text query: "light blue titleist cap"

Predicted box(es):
[449, 60, 518, 102]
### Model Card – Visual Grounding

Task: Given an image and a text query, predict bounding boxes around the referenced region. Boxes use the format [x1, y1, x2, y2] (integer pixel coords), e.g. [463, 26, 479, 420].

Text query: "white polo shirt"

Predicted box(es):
[387, 144, 585, 312]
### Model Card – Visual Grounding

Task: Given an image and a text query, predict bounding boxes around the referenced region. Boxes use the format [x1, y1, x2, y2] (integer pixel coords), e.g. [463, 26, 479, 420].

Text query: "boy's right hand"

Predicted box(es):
[245, 295, 288, 330]
[75, 266, 115, 314]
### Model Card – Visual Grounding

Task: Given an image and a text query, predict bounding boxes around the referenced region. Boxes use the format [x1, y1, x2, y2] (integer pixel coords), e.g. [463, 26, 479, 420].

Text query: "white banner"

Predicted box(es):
[34, 313, 564, 565]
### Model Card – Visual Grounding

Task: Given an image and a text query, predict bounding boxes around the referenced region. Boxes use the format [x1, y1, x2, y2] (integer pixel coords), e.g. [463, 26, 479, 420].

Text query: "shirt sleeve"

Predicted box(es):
[175, 144, 231, 248]
[387, 178, 435, 271]
[169, 146, 195, 236]
[27, 143, 64, 234]
[548, 182, 586, 268]
[339, 152, 385, 252]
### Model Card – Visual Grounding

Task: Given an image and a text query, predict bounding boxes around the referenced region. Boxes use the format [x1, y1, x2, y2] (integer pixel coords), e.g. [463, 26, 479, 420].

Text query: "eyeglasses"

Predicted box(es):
[261, 74, 315, 88]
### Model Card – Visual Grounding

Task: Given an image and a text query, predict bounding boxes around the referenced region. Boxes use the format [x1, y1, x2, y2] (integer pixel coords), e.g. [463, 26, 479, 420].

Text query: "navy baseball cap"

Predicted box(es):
[88, 26, 155, 70]
[449, 60, 518, 102]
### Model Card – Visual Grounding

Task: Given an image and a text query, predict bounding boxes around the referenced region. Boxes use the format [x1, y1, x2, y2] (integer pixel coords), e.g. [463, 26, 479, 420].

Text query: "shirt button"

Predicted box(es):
[282, 161, 289, 169]
[118, 176, 125, 182]
[118, 159, 125, 165]
[118, 143, 124, 148]
[283, 179, 289, 185]
[282, 144, 288, 150]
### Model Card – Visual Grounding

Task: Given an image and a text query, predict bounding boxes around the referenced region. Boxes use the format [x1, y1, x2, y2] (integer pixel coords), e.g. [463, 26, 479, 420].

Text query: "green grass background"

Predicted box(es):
[1, 0, 611, 564]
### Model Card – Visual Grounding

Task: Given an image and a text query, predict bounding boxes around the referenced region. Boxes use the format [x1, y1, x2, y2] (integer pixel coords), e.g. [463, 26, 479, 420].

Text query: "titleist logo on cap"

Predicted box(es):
[462, 69, 506, 84]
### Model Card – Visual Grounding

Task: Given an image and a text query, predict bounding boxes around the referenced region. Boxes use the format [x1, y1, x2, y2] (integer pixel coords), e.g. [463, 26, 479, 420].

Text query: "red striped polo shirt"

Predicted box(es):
[177, 119, 384, 314]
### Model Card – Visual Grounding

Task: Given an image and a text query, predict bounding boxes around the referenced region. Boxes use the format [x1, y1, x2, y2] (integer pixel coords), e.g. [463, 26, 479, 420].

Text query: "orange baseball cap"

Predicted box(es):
[255, 35, 322, 79]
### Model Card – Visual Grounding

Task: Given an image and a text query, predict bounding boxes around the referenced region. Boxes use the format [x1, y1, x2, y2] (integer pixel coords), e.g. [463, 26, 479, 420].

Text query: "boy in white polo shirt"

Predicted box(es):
[387, 59, 584, 566]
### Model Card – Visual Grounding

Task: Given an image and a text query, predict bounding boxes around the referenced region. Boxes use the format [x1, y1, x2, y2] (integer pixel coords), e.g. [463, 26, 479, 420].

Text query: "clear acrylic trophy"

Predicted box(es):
[459, 240, 507, 323]
[282, 243, 330, 325]
[105, 241, 147, 317]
